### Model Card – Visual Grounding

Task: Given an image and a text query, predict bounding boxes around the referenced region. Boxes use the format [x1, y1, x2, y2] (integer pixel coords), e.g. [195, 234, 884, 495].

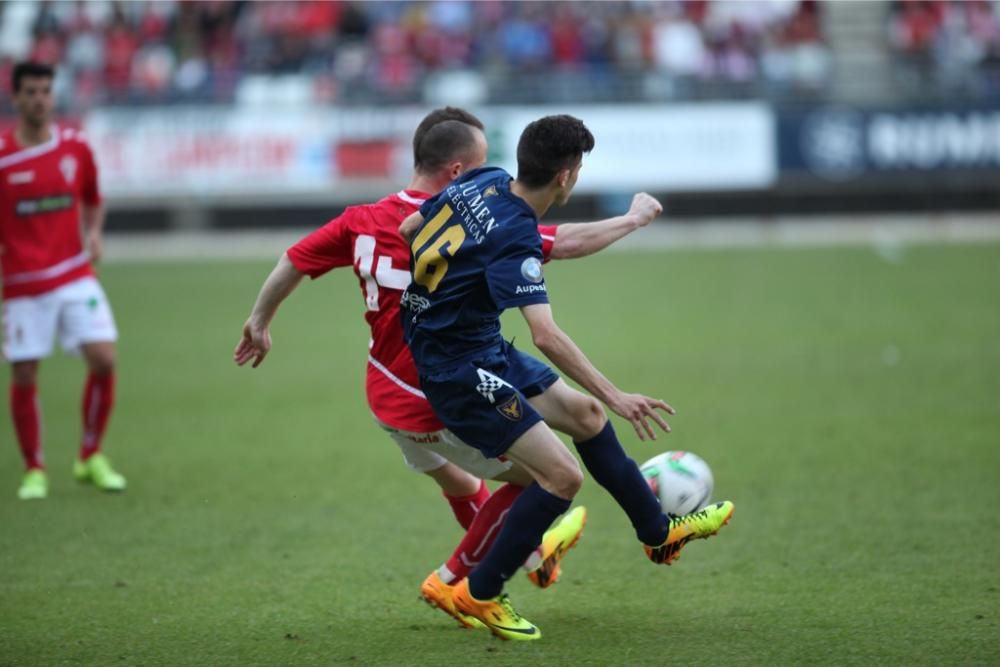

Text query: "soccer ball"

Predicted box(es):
[640, 451, 714, 516]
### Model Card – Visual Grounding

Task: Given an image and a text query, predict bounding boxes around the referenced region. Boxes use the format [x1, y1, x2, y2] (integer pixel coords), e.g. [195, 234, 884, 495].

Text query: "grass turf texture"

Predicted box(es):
[1, 243, 998, 666]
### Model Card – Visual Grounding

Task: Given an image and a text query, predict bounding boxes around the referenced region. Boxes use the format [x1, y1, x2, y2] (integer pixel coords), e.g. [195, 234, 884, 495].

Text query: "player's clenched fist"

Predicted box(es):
[627, 193, 663, 227]
[233, 319, 271, 368]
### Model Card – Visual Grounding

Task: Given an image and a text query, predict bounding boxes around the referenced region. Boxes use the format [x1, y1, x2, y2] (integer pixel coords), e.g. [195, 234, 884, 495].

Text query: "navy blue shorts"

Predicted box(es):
[420, 341, 560, 459]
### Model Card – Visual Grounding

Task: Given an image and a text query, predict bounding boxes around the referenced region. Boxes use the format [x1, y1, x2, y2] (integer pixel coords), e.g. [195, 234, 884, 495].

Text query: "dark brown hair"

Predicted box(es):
[516, 115, 595, 188]
[12, 61, 54, 93]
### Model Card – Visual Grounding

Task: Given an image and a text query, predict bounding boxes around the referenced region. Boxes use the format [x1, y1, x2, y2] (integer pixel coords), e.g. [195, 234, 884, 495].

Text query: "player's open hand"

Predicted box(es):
[233, 319, 271, 368]
[627, 193, 663, 227]
[607, 391, 675, 441]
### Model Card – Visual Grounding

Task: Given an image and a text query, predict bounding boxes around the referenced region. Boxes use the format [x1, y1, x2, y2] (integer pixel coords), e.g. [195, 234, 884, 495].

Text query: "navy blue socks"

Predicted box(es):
[574, 420, 668, 546]
[467, 482, 571, 600]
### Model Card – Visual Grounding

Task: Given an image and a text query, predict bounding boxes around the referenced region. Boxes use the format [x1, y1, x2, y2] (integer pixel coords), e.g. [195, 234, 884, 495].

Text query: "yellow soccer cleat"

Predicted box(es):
[644, 501, 735, 565]
[420, 571, 485, 630]
[17, 469, 48, 500]
[526, 506, 587, 589]
[73, 453, 126, 492]
[452, 578, 540, 641]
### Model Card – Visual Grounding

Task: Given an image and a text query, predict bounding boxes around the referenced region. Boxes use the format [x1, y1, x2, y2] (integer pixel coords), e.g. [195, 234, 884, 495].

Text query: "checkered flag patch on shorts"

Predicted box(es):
[475, 368, 511, 404]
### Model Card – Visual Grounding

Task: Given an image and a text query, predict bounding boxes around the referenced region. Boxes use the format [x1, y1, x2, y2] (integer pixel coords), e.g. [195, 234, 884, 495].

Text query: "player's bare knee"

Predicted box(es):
[10, 362, 39, 386]
[84, 345, 116, 375]
[571, 396, 607, 441]
[90, 359, 115, 376]
[425, 463, 481, 497]
[549, 460, 584, 498]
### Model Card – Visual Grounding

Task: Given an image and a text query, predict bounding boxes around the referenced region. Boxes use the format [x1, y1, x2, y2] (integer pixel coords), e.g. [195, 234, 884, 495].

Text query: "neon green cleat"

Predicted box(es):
[17, 469, 48, 500]
[526, 505, 587, 588]
[644, 501, 735, 565]
[420, 570, 485, 630]
[453, 578, 540, 641]
[73, 453, 126, 492]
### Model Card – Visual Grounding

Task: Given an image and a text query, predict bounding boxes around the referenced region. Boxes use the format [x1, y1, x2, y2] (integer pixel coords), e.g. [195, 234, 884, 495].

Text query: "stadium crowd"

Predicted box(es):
[0, 0, 831, 108]
[888, 0, 1000, 99]
[3, 1, 999, 109]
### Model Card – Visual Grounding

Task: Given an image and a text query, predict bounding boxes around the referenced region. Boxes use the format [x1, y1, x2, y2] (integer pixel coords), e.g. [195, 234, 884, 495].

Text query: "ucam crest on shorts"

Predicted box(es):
[0, 126, 100, 299]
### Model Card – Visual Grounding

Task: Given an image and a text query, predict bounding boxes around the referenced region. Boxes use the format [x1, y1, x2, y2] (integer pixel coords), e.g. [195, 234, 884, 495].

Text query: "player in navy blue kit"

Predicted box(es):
[400, 115, 735, 641]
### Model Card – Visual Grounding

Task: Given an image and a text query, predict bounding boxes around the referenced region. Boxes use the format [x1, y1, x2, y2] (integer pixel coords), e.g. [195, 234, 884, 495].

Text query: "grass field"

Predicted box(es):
[1, 242, 998, 666]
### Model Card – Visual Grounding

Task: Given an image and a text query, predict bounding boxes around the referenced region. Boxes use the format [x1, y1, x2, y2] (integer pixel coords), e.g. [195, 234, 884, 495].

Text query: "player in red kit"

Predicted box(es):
[234, 108, 662, 629]
[1, 62, 123, 499]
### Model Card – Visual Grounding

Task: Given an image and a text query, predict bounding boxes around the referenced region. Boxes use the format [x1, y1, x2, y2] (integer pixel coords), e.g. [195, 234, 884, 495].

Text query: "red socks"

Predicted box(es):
[444, 480, 492, 530]
[10, 372, 116, 470]
[80, 371, 115, 461]
[11, 383, 43, 470]
[443, 483, 524, 580]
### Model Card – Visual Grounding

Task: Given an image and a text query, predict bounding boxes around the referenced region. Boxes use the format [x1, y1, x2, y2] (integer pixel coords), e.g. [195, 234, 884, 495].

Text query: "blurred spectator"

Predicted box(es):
[889, 0, 1000, 100]
[8, 0, 990, 109]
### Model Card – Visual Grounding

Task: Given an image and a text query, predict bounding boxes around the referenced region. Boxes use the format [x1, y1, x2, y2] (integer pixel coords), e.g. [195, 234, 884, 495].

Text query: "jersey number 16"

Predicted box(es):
[411, 205, 466, 293]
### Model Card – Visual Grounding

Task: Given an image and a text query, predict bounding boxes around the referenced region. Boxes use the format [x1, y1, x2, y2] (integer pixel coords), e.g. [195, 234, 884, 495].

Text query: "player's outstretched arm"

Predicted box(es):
[399, 212, 425, 243]
[233, 253, 305, 368]
[549, 193, 662, 260]
[521, 303, 675, 441]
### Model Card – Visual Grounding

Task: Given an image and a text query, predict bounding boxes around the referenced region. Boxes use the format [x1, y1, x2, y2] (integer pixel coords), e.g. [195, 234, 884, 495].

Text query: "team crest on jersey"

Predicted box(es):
[496, 395, 523, 421]
[483, 185, 498, 198]
[59, 155, 78, 185]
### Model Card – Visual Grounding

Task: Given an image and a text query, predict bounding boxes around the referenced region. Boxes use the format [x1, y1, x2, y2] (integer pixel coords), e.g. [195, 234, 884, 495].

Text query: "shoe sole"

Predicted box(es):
[468, 610, 541, 642]
[485, 625, 542, 641]
[656, 504, 735, 566]
[420, 591, 485, 630]
[75, 474, 126, 492]
[528, 510, 588, 589]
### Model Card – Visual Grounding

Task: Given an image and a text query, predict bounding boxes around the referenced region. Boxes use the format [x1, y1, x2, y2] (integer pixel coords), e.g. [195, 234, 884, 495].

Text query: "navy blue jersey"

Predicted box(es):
[401, 166, 549, 373]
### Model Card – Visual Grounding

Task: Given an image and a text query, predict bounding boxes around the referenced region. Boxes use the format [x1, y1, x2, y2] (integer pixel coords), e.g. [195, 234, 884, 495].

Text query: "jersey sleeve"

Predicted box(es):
[287, 210, 356, 279]
[485, 222, 549, 310]
[78, 140, 101, 206]
[537, 224, 557, 263]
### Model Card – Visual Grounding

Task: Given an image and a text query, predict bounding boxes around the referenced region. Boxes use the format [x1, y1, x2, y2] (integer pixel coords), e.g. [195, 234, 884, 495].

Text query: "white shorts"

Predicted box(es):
[376, 419, 515, 479]
[2, 276, 118, 362]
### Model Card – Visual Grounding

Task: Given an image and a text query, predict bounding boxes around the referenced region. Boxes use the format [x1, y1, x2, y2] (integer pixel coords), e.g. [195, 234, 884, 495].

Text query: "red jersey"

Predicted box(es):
[0, 126, 100, 299]
[287, 189, 556, 432]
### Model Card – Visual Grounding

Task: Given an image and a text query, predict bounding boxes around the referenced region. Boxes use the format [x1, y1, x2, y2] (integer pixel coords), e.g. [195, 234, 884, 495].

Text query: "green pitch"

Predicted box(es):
[2, 242, 998, 666]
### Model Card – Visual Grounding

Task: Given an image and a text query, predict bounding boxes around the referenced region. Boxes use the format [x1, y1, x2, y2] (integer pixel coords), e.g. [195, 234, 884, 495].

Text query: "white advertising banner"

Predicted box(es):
[494, 104, 776, 192]
[85, 109, 338, 196]
[84, 104, 775, 198]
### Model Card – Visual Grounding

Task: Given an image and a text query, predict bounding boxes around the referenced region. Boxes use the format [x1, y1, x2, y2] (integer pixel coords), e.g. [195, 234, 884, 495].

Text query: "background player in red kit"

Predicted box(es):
[1, 62, 123, 500]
